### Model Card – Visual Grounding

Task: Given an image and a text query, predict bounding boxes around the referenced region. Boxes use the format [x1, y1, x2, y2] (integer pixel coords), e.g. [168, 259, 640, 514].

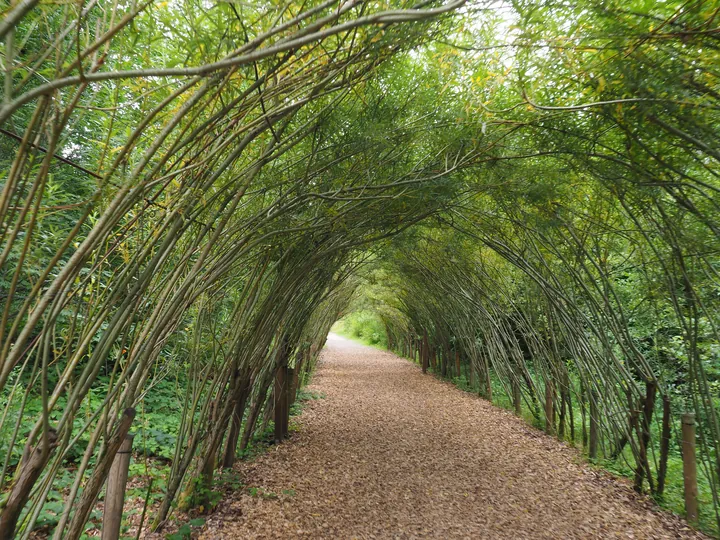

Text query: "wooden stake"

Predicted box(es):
[67, 408, 135, 539]
[102, 433, 135, 540]
[681, 413, 699, 524]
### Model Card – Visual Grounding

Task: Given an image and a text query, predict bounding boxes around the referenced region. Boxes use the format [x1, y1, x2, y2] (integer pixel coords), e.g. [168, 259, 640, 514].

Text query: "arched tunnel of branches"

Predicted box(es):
[1, 0, 719, 536]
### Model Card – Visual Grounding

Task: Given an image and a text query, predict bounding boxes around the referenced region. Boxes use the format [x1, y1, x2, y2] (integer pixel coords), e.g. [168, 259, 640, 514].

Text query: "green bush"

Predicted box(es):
[336, 310, 387, 347]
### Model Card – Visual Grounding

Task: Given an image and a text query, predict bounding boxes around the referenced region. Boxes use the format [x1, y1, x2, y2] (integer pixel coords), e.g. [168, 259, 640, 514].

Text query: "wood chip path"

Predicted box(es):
[202, 333, 704, 539]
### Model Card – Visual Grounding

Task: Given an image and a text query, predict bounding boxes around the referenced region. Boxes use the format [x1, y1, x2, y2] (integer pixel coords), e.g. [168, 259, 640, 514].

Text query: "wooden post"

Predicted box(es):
[681, 413, 699, 524]
[102, 433, 134, 540]
[589, 390, 598, 460]
[66, 409, 135, 540]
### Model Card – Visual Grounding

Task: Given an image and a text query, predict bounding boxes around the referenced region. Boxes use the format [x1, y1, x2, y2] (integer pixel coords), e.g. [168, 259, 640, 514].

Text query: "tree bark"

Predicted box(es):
[421, 330, 429, 373]
[512, 379, 522, 415]
[545, 379, 555, 436]
[221, 377, 251, 468]
[589, 388, 598, 459]
[633, 380, 657, 493]
[0, 428, 59, 539]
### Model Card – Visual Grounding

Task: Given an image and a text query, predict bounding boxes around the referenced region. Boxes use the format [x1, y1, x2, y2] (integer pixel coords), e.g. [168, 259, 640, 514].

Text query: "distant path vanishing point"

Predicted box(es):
[202, 333, 703, 539]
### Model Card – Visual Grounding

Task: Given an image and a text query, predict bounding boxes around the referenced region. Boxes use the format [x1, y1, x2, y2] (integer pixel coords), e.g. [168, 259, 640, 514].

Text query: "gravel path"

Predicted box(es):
[202, 333, 703, 539]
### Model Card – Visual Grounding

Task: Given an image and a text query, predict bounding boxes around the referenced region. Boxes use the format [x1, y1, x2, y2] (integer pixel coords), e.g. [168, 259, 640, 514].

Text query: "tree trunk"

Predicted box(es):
[612, 393, 640, 460]
[512, 379, 522, 415]
[198, 447, 216, 511]
[545, 379, 555, 436]
[422, 330, 429, 373]
[633, 380, 657, 493]
[0, 429, 59, 539]
[589, 388, 598, 460]
[580, 382, 587, 447]
[567, 384, 575, 443]
[240, 386, 269, 451]
[558, 388, 567, 439]
[221, 377, 251, 468]
[274, 365, 290, 443]
[259, 387, 274, 435]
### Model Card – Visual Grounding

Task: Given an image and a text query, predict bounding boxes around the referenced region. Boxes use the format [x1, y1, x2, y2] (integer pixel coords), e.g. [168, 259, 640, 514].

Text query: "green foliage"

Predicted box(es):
[2, 0, 720, 535]
[165, 518, 205, 540]
[335, 311, 388, 347]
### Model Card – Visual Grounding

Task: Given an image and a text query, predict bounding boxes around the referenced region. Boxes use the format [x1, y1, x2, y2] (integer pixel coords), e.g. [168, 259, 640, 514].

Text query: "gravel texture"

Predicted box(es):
[202, 333, 704, 539]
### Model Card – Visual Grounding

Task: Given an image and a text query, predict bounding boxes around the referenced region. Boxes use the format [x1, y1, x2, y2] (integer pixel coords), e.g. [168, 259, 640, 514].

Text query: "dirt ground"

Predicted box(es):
[201, 333, 704, 539]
